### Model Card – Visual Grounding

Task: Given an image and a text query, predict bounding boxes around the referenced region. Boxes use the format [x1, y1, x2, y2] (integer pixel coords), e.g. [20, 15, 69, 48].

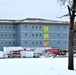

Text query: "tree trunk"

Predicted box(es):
[68, 0, 76, 70]
[68, 29, 74, 70]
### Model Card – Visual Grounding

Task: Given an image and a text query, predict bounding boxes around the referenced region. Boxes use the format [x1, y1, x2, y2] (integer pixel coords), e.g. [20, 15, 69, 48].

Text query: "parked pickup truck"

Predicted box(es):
[43, 52, 56, 57]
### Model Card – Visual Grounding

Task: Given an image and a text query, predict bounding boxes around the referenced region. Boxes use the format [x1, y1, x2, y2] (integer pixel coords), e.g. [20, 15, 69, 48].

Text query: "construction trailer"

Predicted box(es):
[3, 47, 46, 58]
[3, 47, 62, 58]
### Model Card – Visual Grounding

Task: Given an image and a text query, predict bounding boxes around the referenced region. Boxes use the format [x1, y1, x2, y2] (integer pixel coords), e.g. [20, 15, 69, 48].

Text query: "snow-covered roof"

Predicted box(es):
[0, 18, 70, 25]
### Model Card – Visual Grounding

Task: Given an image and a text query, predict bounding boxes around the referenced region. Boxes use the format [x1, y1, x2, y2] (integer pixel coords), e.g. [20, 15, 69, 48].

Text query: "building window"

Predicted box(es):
[44, 41, 49, 46]
[25, 26, 27, 28]
[1, 34, 3, 36]
[40, 41, 42, 44]
[13, 42, 15, 44]
[25, 34, 27, 36]
[36, 34, 38, 36]
[57, 34, 59, 36]
[58, 41, 59, 43]
[32, 34, 34, 36]
[40, 34, 41, 36]
[36, 26, 38, 29]
[65, 34, 67, 36]
[36, 42, 38, 44]
[57, 27, 59, 28]
[13, 26, 15, 29]
[9, 42, 11, 44]
[44, 26, 49, 31]
[32, 26, 34, 29]
[25, 41, 27, 43]
[9, 26, 11, 29]
[5, 34, 7, 36]
[39, 26, 41, 29]
[65, 42, 67, 44]
[32, 42, 34, 44]
[5, 26, 7, 28]
[44, 34, 49, 39]
[13, 34, 15, 37]
[5, 42, 7, 44]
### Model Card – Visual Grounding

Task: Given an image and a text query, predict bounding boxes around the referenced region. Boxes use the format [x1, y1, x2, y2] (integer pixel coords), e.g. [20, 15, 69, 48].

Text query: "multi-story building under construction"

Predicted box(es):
[0, 18, 75, 51]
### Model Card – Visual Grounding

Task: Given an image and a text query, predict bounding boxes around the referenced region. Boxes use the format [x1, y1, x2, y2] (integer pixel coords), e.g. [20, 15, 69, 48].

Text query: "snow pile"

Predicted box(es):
[0, 58, 76, 75]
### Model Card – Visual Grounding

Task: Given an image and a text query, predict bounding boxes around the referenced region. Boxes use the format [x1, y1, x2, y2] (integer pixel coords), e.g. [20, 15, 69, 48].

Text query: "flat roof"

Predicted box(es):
[0, 18, 70, 25]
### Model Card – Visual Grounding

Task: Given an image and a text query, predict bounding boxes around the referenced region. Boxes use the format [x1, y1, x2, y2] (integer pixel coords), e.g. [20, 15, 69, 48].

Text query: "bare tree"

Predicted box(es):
[58, 0, 76, 70]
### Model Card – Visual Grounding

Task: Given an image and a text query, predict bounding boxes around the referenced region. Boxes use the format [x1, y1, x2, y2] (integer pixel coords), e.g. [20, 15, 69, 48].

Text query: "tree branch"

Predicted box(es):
[68, 5, 71, 17]
[56, 14, 69, 18]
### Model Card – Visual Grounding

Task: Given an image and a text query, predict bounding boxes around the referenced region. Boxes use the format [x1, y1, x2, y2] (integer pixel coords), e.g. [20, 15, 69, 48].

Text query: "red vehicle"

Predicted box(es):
[44, 48, 59, 55]
[7, 49, 33, 58]
[8, 50, 21, 58]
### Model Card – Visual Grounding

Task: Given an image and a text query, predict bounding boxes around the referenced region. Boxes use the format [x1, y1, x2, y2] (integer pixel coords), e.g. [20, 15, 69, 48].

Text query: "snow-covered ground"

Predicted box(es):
[0, 58, 76, 75]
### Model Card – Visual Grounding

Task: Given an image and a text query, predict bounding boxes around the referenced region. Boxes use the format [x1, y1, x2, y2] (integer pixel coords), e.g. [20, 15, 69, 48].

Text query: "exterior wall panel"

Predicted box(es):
[0, 24, 17, 50]
[0, 20, 70, 50]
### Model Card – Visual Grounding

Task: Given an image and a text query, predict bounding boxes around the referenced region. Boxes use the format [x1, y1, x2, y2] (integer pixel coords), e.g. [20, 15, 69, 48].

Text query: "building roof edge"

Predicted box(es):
[0, 18, 70, 25]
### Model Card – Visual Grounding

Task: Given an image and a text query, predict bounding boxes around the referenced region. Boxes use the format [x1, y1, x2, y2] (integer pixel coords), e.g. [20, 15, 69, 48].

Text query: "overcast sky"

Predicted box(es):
[0, 0, 69, 21]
